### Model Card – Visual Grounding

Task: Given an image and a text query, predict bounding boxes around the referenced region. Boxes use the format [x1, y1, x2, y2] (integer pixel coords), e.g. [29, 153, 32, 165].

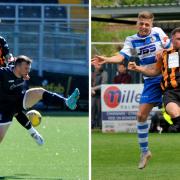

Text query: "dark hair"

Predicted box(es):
[15, 55, 32, 66]
[138, 11, 154, 20]
[118, 63, 125, 67]
[171, 27, 180, 36]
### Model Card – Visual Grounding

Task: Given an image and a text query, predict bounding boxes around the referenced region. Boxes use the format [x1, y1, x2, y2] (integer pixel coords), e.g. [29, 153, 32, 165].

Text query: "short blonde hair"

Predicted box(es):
[138, 11, 154, 20]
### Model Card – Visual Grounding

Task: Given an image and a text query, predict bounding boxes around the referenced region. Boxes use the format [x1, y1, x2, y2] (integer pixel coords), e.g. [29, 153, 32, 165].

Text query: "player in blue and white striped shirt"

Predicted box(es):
[92, 11, 171, 169]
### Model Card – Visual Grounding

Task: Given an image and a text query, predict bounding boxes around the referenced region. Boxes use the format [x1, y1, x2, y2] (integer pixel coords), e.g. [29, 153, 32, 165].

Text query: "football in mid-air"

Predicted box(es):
[26, 110, 42, 127]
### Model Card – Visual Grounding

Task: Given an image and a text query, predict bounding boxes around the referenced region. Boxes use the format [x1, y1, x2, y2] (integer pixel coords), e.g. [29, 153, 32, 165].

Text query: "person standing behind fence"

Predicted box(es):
[91, 63, 108, 129]
[113, 63, 132, 84]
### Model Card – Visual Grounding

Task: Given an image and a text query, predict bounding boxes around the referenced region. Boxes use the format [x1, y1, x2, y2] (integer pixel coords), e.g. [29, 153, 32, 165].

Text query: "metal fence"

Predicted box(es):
[0, 3, 89, 76]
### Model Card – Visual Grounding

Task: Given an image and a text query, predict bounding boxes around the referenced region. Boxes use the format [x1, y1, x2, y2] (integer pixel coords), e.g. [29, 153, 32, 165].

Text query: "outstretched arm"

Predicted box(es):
[128, 62, 161, 76]
[91, 54, 125, 65]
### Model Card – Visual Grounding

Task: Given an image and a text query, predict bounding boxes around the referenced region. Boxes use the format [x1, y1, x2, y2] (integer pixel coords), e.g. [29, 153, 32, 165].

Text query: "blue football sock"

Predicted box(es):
[137, 121, 149, 154]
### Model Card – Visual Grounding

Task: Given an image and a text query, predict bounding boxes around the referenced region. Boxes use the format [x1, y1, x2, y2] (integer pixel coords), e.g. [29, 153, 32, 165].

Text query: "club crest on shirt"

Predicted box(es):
[150, 36, 156, 43]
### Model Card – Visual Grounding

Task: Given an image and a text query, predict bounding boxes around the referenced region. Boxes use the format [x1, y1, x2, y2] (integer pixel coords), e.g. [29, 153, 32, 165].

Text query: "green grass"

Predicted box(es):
[92, 131, 180, 180]
[0, 112, 88, 180]
[92, 22, 136, 42]
[92, 22, 137, 56]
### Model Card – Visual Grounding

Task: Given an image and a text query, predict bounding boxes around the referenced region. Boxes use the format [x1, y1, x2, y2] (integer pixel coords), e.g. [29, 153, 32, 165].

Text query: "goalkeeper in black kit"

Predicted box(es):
[0, 37, 80, 145]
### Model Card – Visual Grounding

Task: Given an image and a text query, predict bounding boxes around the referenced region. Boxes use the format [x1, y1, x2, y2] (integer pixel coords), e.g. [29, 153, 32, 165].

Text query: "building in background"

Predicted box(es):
[0, 0, 89, 110]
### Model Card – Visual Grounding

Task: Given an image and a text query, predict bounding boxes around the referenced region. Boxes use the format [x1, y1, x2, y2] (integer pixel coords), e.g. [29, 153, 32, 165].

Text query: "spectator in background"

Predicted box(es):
[113, 63, 132, 84]
[149, 111, 169, 133]
[91, 63, 108, 129]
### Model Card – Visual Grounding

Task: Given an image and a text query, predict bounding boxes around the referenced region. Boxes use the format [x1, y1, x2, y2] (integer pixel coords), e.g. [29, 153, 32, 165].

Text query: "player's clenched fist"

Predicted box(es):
[23, 74, 30, 80]
[128, 61, 138, 71]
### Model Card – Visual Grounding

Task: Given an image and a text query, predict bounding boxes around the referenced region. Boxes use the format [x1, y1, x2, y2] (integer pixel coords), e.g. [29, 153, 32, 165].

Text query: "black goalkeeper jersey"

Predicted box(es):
[0, 67, 26, 115]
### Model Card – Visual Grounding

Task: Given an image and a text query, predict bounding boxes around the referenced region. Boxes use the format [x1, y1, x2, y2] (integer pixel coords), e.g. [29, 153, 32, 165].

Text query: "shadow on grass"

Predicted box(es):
[41, 111, 88, 117]
[0, 174, 62, 180]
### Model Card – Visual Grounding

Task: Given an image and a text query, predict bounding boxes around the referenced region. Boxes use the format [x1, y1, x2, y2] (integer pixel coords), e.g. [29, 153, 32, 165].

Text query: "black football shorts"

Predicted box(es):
[163, 88, 180, 107]
[0, 112, 13, 125]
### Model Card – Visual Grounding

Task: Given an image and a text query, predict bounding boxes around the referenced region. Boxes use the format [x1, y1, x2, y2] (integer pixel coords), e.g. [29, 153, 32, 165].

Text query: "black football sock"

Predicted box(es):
[42, 91, 66, 106]
[15, 111, 32, 130]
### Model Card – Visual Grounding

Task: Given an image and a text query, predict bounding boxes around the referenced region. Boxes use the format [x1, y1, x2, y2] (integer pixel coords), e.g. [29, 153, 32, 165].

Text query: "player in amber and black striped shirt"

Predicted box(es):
[0, 36, 14, 66]
[128, 27, 180, 133]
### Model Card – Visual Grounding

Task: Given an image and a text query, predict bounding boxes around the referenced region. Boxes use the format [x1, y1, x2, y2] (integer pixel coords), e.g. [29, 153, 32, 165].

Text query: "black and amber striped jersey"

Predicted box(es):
[156, 48, 180, 91]
[0, 36, 11, 66]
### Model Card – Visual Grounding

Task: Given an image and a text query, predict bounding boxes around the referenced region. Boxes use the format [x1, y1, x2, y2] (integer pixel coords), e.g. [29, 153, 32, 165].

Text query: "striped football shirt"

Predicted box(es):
[120, 27, 171, 79]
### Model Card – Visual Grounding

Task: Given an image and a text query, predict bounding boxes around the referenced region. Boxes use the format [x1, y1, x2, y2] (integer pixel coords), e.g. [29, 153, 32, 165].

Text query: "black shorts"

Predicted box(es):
[0, 112, 14, 125]
[163, 88, 180, 107]
[0, 93, 25, 124]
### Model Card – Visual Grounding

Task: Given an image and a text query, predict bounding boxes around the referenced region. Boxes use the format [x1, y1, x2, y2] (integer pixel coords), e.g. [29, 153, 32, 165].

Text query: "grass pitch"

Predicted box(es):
[92, 131, 180, 180]
[0, 112, 88, 180]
